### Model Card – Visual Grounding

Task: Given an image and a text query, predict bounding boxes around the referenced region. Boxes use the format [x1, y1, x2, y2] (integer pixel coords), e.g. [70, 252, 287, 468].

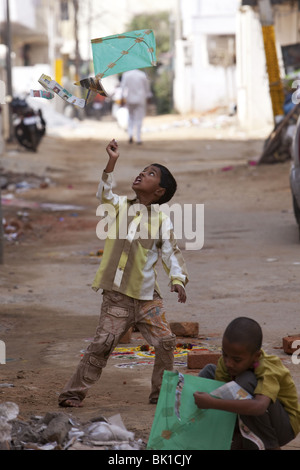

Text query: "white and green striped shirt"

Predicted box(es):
[92, 171, 188, 300]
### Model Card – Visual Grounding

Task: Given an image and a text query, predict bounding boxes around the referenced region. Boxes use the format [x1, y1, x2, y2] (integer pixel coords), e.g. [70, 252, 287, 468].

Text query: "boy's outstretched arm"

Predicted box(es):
[104, 139, 119, 173]
[193, 391, 271, 416]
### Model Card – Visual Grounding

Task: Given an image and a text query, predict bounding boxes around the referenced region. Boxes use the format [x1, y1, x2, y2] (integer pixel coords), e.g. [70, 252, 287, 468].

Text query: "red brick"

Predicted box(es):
[282, 335, 300, 354]
[170, 322, 199, 337]
[187, 349, 221, 369]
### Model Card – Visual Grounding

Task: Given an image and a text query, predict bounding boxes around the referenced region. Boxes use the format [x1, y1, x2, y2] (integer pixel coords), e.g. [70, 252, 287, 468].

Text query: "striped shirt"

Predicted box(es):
[92, 171, 188, 300]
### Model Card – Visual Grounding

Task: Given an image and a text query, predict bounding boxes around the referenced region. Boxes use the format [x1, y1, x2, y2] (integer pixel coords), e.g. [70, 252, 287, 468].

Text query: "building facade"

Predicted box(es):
[237, 0, 300, 130]
[173, 0, 240, 115]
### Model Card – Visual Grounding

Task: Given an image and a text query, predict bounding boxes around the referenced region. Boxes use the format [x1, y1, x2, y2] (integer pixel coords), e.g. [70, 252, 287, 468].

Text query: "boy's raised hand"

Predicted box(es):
[106, 139, 119, 159]
[105, 139, 119, 173]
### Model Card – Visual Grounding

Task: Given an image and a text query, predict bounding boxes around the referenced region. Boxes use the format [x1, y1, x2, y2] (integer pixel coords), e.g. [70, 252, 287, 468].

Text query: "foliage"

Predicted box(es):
[127, 12, 173, 114]
[128, 12, 170, 56]
[153, 70, 172, 115]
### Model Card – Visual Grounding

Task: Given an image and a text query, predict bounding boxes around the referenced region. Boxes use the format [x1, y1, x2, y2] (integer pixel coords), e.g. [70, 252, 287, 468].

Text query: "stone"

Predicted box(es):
[282, 335, 300, 355]
[42, 413, 71, 445]
[187, 349, 221, 369]
[170, 322, 199, 337]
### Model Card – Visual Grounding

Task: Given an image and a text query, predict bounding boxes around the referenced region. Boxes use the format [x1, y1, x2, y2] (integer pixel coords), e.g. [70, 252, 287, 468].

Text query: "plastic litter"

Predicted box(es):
[0, 402, 19, 443]
[0, 404, 144, 450]
[85, 414, 134, 446]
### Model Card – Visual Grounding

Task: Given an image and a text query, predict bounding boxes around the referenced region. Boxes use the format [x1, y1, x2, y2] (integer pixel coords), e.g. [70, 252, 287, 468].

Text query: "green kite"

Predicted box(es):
[75, 29, 156, 97]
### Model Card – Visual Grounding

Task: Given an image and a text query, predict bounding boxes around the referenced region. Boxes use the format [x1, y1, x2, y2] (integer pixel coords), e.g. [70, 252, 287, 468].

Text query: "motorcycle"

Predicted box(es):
[11, 97, 46, 152]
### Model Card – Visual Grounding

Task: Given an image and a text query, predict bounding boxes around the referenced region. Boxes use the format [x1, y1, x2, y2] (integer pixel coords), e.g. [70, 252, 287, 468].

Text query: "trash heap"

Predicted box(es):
[0, 402, 145, 450]
[1, 170, 53, 242]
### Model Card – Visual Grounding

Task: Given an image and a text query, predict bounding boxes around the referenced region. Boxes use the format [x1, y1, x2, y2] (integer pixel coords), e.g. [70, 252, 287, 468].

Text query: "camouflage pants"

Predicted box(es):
[58, 290, 176, 405]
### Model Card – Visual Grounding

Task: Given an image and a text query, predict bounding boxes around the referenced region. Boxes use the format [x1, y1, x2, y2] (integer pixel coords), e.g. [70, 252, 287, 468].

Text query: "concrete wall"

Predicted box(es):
[173, 0, 239, 114]
[0, 0, 35, 29]
[77, 0, 175, 61]
[236, 6, 274, 131]
[236, 3, 300, 131]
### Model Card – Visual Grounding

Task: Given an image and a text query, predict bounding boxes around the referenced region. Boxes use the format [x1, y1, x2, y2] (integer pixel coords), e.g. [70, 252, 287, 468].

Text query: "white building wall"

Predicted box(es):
[236, 6, 274, 131]
[0, 0, 36, 30]
[174, 39, 194, 113]
[236, 3, 300, 131]
[174, 0, 240, 114]
[77, 0, 175, 62]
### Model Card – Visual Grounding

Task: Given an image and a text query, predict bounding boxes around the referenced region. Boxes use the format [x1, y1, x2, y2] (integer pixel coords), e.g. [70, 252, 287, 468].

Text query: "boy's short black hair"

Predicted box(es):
[152, 163, 177, 204]
[223, 317, 263, 354]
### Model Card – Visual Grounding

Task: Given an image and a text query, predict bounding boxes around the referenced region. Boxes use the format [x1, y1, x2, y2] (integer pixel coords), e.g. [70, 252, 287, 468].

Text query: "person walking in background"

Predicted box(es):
[121, 69, 152, 145]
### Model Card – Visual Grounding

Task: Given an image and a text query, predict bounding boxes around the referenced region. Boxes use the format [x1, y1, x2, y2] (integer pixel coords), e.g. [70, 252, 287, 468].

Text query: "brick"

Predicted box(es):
[282, 335, 300, 354]
[187, 349, 221, 369]
[119, 328, 132, 344]
[170, 322, 199, 338]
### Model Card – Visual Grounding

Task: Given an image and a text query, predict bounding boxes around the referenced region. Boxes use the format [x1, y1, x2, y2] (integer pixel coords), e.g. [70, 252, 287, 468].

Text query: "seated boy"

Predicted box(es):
[194, 317, 300, 450]
[58, 139, 188, 408]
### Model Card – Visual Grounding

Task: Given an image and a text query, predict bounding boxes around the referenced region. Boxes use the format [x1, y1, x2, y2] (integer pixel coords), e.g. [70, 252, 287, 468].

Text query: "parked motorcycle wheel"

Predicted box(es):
[15, 123, 38, 152]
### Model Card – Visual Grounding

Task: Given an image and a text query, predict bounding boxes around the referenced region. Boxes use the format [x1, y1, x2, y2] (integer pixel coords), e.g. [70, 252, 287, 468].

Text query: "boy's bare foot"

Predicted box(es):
[59, 399, 83, 408]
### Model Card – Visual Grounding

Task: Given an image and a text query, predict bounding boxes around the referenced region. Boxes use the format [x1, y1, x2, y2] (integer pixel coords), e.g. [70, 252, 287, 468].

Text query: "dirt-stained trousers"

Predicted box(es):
[58, 290, 176, 405]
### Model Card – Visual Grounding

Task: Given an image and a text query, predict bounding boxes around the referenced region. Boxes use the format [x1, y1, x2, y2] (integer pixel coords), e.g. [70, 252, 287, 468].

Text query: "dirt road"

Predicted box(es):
[1, 112, 300, 449]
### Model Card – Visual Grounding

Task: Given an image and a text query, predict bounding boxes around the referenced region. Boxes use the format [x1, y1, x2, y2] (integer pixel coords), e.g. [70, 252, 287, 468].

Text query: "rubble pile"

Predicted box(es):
[2, 211, 33, 242]
[1, 170, 53, 242]
[0, 170, 51, 193]
[0, 402, 145, 450]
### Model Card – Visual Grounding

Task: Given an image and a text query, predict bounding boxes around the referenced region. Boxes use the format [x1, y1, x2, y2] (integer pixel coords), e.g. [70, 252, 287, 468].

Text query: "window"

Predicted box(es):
[207, 35, 236, 67]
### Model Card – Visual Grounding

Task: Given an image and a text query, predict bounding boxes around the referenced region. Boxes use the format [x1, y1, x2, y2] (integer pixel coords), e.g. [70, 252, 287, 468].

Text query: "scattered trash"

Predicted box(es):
[0, 405, 145, 450]
[141, 111, 237, 136]
[1, 195, 39, 209]
[2, 213, 33, 242]
[1, 170, 85, 243]
[85, 415, 135, 447]
[89, 249, 103, 257]
[1, 196, 84, 212]
[0, 402, 19, 447]
[0, 170, 52, 193]
[221, 166, 234, 172]
[40, 203, 85, 212]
